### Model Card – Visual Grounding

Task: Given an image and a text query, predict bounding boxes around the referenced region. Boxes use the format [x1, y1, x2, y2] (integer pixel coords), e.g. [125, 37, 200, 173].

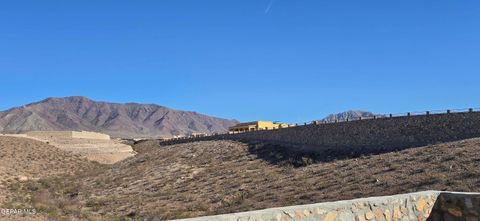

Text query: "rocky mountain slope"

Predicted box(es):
[0, 96, 238, 138]
[321, 110, 383, 122]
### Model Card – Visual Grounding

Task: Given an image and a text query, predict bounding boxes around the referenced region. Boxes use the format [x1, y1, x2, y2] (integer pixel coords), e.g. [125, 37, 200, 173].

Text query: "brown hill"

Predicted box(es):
[0, 96, 238, 138]
[8, 138, 480, 220]
[0, 136, 99, 206]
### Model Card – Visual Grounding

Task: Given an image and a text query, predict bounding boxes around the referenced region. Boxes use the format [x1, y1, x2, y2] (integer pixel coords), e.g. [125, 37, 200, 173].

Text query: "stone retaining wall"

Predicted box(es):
[161, 112, 480, 155]
[429, 192, 480, 221]
[173, 191, 480, 221]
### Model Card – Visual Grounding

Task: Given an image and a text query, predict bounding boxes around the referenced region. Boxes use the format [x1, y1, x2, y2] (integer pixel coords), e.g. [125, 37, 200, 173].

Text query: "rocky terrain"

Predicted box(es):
[6, 137, 480, 220]
[0, 96, 238, 138]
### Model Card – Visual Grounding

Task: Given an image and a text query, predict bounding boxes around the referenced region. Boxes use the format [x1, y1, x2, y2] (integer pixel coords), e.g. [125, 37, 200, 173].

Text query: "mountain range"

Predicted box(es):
[0, 96, 238, 138]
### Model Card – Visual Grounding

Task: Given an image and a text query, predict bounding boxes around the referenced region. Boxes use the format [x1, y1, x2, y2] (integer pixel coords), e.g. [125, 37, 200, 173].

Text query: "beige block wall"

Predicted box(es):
[0, 134, 28, 138]
[26, 131, 73, 139]
[71, 131, 110, 140]
[26, 131, 110, 140]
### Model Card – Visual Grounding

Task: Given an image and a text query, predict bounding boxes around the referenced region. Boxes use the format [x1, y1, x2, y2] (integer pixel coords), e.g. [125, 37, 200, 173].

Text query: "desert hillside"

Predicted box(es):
[6, 137, 480, 220]
[0, 96, 238, 138]
[0, 137, 101, 206]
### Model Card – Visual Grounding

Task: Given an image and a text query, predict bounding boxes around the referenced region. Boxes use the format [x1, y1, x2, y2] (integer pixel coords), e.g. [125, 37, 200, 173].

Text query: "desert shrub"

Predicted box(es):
[86, 197, 108, 211]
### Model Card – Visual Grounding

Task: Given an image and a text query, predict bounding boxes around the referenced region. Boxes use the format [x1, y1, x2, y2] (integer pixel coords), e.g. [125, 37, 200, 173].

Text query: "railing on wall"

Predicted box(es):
[165, 108, 480, 141]
[307, 108, 480, 126]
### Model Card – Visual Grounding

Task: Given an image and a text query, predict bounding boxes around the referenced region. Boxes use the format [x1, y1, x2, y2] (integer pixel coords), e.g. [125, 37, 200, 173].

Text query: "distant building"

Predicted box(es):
[228, 121, 289, 133]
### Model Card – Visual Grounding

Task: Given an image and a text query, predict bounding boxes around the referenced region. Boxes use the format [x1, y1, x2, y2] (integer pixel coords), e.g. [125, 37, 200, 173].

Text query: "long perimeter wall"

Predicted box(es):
[160, 111, 480, 155]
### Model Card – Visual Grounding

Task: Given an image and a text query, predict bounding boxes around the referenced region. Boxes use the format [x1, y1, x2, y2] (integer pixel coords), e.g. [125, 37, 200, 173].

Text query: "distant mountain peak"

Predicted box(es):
[0, 96, 238, 139]
[43, 96, 90, 102]
[321, 110, 383, 122]
[29, 96, 91, 107]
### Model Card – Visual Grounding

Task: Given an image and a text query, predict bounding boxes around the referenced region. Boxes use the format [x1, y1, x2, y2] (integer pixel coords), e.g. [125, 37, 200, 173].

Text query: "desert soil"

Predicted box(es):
[0, 136, 102, 220]
[5, 137, 480, 220]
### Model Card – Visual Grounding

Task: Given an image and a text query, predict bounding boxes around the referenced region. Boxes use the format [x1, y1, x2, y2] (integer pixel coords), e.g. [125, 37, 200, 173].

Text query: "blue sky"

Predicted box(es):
[0, 0, 479, 123]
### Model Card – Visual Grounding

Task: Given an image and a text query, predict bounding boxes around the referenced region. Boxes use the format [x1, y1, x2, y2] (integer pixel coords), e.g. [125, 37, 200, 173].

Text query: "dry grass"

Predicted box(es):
[6, 137, 480, 220]
[0, 136, 105, 220]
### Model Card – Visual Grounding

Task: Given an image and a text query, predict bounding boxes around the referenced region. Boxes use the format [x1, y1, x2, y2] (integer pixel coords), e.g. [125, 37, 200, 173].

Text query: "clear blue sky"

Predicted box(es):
[1, 0, 479, 123]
